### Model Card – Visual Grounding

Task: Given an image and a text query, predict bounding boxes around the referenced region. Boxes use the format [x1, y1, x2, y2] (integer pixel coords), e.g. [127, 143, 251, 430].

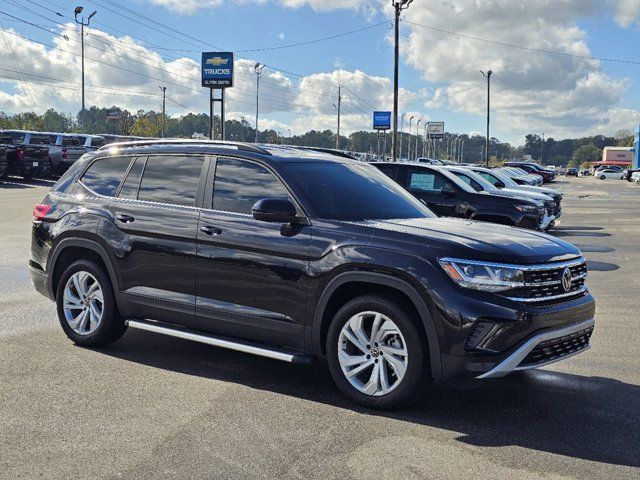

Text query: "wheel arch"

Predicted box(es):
[48, 237, 121, 304]
[311, 271, 442, 379]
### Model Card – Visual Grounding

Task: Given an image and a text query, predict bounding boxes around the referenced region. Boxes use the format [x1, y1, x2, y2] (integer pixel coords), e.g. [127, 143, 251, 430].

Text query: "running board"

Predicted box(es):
[125, 319, 314, 364]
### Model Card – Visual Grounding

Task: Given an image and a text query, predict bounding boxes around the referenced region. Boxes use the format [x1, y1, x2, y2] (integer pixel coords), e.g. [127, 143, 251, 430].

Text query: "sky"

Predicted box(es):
[1, 0, 640, 146]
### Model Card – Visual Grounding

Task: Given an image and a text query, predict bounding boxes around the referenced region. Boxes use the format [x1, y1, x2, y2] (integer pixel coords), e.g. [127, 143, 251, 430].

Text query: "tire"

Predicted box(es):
[600, 175, 606, 180]
[56, 259, 127, 347]
[326, 294, 429, 409]
[22, 170, 32, 180]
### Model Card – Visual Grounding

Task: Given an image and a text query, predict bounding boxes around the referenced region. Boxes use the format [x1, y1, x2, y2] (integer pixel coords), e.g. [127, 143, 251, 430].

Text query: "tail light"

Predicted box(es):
[33, 204, 52, 222]
[62, 148, 68, 159]
[17, 147, 23, 161]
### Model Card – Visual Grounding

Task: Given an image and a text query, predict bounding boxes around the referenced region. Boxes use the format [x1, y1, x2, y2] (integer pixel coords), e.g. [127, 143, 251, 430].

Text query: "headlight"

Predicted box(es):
[438, 258, 525, 292]
[515, 204, 537, 212]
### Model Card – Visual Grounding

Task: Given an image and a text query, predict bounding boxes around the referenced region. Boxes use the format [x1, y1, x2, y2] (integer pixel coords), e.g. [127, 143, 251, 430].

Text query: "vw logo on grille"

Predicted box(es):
[561, 267, 573, 292]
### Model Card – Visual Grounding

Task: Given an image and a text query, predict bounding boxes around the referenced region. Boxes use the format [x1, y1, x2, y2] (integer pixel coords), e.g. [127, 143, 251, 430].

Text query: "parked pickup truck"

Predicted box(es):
[0, 134, 9, 178]
[78, 134, 106, 152]
[1, 130, 50, 179]
[47, 134, 88, 175]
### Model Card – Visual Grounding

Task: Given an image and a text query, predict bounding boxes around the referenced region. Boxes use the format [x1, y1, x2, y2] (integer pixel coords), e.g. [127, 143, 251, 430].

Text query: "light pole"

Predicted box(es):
[391, 0, 413, 162]
[399, 113, 406, 161]
[481, 70, 492, 167]
[460, 141, 465, 163]
[415, 119, 422, 161]
[74, 6, 96, 134]
[407, 116, 414, 161]
[422, 122, 427, 157]
[159, 86, 166, 138]
[254, 63, 265, 143]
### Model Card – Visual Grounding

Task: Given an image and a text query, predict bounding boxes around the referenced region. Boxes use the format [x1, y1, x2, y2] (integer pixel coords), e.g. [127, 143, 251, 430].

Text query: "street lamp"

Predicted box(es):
[391, 0, 414, 162]
[74, 6, 96, 134]
[399, 113, 406, 161]
[407, 116, 414, 161]
[415, 118, 422, 161]
[254, 63, 265, 143]
[481, 70, 493, 166]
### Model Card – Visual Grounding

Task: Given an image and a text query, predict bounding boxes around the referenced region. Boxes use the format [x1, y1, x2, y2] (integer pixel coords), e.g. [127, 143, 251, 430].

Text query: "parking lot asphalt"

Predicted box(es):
[1, 175, 639, 480]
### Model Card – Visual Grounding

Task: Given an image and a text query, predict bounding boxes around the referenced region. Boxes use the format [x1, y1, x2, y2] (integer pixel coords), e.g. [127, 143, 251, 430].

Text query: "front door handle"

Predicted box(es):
[116, 214, 135, 223]
[200, 225, 222, 236]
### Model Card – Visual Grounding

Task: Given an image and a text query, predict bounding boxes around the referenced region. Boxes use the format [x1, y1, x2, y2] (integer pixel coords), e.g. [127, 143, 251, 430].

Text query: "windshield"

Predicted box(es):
[282, 161, 436, 221]
[449, 169, 497, 192]
[432, 167, 476, 193]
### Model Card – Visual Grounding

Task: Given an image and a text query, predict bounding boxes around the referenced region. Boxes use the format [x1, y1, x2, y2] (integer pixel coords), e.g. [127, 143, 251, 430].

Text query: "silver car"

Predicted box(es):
[48, 134, 88, 174]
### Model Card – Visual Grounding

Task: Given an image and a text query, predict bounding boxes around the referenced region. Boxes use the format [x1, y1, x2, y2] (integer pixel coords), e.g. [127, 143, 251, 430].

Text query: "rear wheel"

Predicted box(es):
[56, 259, 126, 347]
[326, 295, 428, 409]
[600, 175, 606, 180]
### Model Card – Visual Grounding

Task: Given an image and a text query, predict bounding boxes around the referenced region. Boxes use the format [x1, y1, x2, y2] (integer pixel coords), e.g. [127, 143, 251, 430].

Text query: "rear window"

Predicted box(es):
[29, 135, 51, 145]
[92, 137, 106, 148]
[8, 132, 25, 143]
[80, 156, 132, 196]
[62, 136, 81, 147]
[0, 135, 13, 144]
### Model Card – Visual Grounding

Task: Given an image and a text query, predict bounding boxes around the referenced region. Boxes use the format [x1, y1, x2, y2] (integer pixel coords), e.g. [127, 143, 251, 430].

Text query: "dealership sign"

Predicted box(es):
[106, 111, 121, 120]
[427, 122, 445, 139]
[202, 52, 234, 88]
[373, 111, 391, 130]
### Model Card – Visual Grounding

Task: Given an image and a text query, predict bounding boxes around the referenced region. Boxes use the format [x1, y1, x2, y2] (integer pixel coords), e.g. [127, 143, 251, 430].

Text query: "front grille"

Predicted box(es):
[519, 326, 594, 367]
[504, 259, 588, 303]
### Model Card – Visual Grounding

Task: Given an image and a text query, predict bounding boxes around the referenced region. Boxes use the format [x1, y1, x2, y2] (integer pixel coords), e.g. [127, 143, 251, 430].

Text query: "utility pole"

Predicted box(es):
[74, 6, 96, 134]
[399, 113, 406, 161]
[254, 63, 265, 143]
[460, 140, 465, 162]
[415, 119, 422, 161]
[159, 86, 166, 138]
[481, 70, 492, 167]
[336, 86, 342, 149]
[391, 0, 413, 162]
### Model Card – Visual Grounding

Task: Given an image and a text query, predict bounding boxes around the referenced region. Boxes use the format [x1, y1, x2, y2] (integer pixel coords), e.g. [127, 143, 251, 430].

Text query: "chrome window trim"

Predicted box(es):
[439, 256, 586, 272]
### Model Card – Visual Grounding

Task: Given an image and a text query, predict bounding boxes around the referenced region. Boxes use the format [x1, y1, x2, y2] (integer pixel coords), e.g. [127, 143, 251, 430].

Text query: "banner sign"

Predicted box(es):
[427, 122, 445, 139]
[202, 52, 234, 88]
[373, 111, 391, 130]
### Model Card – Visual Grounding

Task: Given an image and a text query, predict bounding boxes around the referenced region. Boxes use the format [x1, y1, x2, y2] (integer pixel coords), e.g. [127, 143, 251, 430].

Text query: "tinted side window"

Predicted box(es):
[479, 172, 499, 185]
[375, 164, 399, 181]
[452, 172, 483, 191]
[81, 156, 132, 196]
[213, 158, 290, 214]
[406, 169, 452, 193]
[137, 155, 204, 206]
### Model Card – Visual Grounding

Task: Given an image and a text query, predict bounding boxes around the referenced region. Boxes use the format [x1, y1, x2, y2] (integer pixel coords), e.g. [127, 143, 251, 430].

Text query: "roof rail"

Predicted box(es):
[98, 138, 272, 155]
[285, 146, 357, 160]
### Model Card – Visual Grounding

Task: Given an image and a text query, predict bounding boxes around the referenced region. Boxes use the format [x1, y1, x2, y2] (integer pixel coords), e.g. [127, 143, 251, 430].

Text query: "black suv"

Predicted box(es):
[374, 162, 547, 230]
[2, 130, 51, 179]
[30, 141, 595, 409]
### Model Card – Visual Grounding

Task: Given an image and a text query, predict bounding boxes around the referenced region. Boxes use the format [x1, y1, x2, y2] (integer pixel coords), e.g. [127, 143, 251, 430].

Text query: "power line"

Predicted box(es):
[402, 19, 640, 66]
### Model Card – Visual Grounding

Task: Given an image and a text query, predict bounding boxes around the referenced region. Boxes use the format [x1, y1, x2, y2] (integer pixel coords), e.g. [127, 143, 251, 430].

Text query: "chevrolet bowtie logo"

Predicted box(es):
[206, 57, 229, 66]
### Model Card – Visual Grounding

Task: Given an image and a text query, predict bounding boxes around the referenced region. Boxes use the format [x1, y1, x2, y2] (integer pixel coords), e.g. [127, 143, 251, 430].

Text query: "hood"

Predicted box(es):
[476, 190, 543, 206]
[499, 188, 552, 202]
[510, 185, 560, 197]
[363, 217, 580, 264]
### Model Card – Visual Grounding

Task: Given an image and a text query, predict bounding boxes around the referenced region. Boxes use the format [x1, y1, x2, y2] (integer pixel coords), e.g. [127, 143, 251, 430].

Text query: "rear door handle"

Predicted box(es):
[116, 214, 135, 223]
[200, 225, 222, 236]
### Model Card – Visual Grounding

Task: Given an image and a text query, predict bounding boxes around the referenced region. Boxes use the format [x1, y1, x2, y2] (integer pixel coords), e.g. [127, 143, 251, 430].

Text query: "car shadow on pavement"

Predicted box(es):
[553, 226, 603, 231]
[552, 231, 611, 238]
[585, 260, 620, 272]
[100, 330, 640, 468]
[572, 244, 615, 253]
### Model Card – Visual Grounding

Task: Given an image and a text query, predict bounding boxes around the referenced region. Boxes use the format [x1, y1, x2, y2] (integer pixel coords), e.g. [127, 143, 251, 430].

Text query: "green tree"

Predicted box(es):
[572, 144, 600, 164]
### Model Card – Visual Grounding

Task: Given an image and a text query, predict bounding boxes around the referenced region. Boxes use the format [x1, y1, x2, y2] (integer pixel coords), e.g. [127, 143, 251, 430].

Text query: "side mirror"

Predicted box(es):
[252, 198, 297, 224]
[441, 184, 457, 197]
[496, 181, 505, 188]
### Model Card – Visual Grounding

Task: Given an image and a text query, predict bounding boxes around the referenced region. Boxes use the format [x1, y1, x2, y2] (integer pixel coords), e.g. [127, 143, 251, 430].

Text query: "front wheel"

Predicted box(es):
[56, 259, 127, 347]
[326, 295, 429, 409]
[600, 175, 606, 180]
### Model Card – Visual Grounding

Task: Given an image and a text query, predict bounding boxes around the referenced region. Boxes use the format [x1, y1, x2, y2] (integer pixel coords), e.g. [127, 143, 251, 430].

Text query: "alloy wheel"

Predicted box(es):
[337, 311, 408, 396]
[62, 271, 104, 335]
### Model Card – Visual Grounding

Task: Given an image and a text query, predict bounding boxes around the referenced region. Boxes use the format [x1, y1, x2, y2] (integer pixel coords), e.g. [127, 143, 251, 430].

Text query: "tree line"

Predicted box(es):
[0, 106, 633, 166]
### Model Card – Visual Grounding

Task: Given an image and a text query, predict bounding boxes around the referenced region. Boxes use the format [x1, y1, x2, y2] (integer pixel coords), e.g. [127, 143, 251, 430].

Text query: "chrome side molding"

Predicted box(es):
[126, 319, 313, 364]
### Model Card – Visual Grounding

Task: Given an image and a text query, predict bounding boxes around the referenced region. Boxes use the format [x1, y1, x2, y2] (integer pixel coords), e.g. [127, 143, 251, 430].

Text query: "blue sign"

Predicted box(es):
[373, 111, 391, 130]
[202, 52, 234, 88]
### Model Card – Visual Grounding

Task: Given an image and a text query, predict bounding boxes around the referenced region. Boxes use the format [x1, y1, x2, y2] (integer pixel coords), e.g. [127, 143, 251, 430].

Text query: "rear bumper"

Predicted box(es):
[10, 162, 50, 177]
[476, 317, 594, 378]
[29, 263, 53, 300]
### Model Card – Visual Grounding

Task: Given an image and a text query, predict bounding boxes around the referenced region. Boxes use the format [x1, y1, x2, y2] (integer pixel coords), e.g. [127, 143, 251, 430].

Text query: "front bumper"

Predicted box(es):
[476, 317, 594, 378]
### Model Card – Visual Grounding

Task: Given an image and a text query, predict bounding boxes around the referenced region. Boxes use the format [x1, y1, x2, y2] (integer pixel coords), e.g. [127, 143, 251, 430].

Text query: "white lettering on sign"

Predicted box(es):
[204, 68, 231, 75]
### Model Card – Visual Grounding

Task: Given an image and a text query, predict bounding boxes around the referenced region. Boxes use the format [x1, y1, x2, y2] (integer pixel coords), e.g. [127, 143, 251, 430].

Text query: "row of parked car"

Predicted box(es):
[0, 130, 151, 180]
[372, 161, 562, 231]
